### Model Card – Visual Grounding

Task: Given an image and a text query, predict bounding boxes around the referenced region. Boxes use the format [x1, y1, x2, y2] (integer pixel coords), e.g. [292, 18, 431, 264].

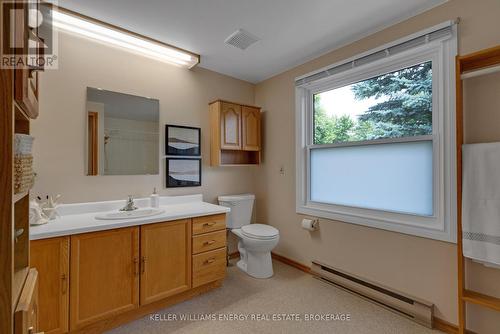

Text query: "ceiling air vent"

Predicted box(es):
[224, 29, 259, 50]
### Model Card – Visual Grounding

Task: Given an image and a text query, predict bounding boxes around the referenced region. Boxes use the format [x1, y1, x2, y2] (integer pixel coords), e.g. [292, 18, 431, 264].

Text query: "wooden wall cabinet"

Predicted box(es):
[209, 100, 261, 166]
[140, 220, 191, 305]
[30, 237, 69, 334]
[69, 228, 139, 331]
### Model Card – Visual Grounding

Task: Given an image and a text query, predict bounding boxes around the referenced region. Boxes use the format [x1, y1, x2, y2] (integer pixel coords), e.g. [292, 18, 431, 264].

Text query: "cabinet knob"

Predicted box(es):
[204, 240, 216, 246]
[205, 258, 216, 265]
[203, 222, 216, 227]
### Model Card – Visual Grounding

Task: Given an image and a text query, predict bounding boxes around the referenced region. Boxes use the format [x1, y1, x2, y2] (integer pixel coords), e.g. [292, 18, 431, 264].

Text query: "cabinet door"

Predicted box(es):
[220, 102, 242, 149]
[242, 106, 261, 151]
[14, 0, 42, 119]
[30, 237, 69, 334]
[70, 228, 139, 330]
[140, 220, 191, 305]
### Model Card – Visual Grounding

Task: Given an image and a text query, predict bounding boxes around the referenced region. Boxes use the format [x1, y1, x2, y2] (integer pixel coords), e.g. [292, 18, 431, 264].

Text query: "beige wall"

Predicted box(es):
[33, 32, 257, 205]
[254, 0, 500, 332]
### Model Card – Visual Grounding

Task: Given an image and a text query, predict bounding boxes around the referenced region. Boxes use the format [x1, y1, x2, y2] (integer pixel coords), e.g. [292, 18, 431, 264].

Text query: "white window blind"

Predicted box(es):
[295, 25, 454, 87]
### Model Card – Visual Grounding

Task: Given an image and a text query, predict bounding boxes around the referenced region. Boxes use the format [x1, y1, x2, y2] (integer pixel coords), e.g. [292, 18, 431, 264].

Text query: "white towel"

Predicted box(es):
[462, 142, 500, 267]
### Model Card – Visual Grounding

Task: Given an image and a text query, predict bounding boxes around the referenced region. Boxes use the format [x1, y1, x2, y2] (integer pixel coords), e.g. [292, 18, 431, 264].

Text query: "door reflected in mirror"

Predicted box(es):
[86, 87, 160, 175]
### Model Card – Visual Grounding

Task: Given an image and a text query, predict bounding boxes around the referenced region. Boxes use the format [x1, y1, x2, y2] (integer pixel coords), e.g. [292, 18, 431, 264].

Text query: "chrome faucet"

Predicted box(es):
[120, 195, 138, 211]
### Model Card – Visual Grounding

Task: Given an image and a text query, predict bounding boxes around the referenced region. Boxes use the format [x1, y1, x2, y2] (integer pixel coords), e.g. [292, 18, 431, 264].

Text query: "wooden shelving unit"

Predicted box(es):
[456, 45, 500, 334]
[0, 1, 42, 333]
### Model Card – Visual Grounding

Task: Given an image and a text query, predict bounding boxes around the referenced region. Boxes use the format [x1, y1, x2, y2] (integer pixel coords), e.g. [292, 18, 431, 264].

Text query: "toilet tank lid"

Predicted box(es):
[218, 194, 255, 202]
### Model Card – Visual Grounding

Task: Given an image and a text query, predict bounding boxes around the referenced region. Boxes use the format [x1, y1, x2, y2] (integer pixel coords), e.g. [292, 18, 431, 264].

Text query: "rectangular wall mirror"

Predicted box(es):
[86, 87, 160, 175]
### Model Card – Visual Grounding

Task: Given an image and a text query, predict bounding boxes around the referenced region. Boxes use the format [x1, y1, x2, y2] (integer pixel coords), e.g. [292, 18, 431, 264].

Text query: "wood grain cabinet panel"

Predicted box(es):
[192, 214, 226, 235]
[242, 106, 261, 151]
[14, 0, 42, 119]
[140, 220, 191, 305]
[14, 269, 39, 334]
[192, 230, 226, 254]
[70, 228, 139, 331]
[192, 248, 226, 288]
[30, 237, 69, 334]
[220, 102, 242, 149]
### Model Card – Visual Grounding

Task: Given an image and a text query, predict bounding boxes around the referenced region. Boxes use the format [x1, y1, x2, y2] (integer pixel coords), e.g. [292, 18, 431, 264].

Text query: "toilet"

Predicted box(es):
[218, 194, 279, 279]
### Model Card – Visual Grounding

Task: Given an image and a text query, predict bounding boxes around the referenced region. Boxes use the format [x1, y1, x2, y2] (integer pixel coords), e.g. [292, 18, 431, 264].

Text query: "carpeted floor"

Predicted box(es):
[108, 259, 444, 334]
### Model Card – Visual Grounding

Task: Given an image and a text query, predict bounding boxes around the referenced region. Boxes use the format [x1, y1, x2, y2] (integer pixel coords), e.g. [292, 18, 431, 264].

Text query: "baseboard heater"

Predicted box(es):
[311, 261, 433, 328]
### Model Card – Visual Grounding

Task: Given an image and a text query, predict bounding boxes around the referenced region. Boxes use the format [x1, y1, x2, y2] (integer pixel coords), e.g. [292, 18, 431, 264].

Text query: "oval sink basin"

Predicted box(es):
[95, 208, 164, 220]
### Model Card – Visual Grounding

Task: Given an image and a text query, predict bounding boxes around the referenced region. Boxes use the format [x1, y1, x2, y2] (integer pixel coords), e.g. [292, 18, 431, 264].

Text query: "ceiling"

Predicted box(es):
[53, 0, 446, 83]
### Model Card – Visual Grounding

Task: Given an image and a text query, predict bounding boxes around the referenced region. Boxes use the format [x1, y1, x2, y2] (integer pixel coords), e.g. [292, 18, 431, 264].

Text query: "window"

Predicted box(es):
[295, 22, 457, 242]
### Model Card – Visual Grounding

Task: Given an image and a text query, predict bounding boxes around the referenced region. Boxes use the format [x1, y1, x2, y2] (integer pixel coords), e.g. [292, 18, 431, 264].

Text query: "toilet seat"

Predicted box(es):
[241, 224, 279, 240]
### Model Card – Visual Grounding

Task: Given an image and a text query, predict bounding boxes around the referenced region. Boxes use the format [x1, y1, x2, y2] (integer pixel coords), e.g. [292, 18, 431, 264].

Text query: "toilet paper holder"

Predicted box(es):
[301, 218, 319, 231]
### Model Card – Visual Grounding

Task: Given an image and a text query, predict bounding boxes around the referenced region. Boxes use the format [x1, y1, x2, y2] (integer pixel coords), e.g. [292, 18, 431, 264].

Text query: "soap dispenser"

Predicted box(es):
[150, 188, 159, 208]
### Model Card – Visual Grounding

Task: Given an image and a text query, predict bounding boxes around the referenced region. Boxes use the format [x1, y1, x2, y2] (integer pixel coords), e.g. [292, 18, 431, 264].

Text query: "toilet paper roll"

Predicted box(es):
[301, 218, 318, 231]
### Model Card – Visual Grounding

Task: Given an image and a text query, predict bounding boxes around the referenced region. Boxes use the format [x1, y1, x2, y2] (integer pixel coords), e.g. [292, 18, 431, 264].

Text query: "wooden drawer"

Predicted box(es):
[192, 230, 226, 254]
[192, 248, 226, 288]
[192, 214, 226, 235]
[14, 269, 39, 334]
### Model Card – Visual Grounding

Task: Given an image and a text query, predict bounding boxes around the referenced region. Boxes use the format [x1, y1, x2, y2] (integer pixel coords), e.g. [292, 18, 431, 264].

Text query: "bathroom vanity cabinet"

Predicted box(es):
[209, 100, 261, 165]
[30, 214, 227, 333]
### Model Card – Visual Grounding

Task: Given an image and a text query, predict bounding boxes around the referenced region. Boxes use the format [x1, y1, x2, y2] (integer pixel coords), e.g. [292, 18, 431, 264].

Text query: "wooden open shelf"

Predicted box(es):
[220, 150, 260, 165]
[463, 290, 500, 312]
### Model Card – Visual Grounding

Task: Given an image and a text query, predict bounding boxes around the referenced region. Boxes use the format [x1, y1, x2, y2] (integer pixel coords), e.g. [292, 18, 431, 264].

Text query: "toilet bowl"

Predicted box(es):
[232, 224, 279, 278]
[218, 194, 280, 279]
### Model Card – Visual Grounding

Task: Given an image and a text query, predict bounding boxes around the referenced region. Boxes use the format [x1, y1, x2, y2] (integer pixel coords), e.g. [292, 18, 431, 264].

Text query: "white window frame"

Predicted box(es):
[295, 22, 457, 242]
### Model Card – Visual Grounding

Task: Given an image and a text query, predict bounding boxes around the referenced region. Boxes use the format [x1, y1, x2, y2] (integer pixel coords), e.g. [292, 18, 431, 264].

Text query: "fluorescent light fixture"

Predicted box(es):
[51, 9, 199, 68]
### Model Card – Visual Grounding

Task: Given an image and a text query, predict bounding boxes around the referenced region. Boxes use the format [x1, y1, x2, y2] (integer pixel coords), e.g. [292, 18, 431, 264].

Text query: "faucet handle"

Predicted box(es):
[127, 195, 133, 202]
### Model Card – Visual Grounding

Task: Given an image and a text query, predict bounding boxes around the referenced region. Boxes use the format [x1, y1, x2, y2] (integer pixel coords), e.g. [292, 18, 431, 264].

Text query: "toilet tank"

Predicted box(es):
[218, 194, 255, 229]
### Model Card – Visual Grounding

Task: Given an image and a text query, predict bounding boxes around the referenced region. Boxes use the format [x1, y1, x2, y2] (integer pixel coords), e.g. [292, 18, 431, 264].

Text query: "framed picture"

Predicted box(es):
[165, 125, 201, 156]
[166, 158, 201, 187]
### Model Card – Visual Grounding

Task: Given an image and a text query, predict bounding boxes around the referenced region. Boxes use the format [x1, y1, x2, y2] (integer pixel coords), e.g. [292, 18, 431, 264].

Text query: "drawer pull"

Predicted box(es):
[203, 222, 217, 227]
[205, 258, 216, 265]
[204, 240, 216, 246]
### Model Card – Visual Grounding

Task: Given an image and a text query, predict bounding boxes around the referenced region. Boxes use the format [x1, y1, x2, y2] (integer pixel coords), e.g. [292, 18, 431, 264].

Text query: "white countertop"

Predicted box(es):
[30, 194, 230, 241]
